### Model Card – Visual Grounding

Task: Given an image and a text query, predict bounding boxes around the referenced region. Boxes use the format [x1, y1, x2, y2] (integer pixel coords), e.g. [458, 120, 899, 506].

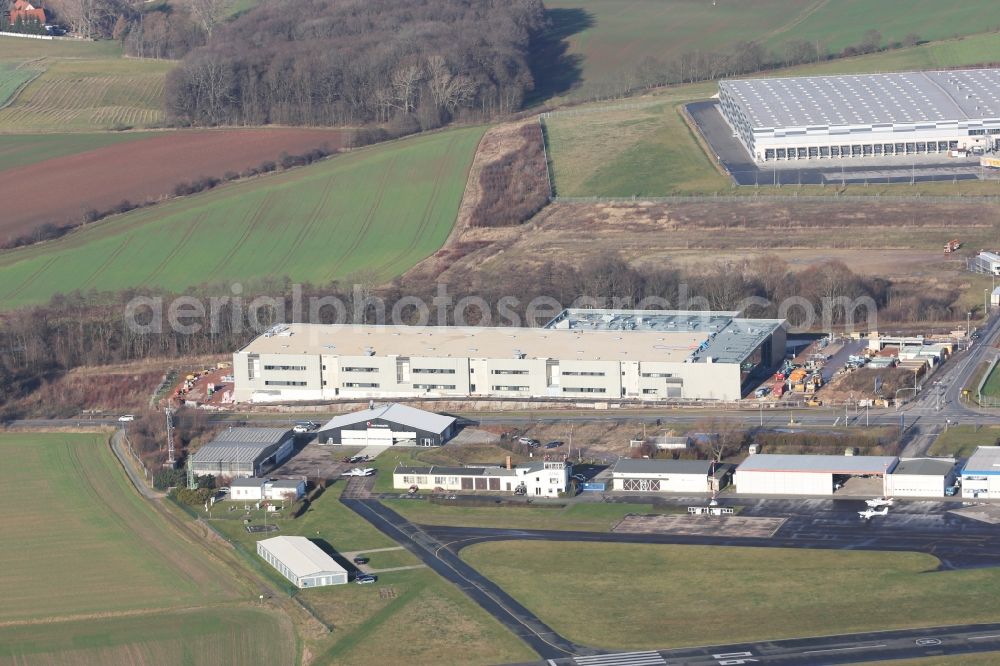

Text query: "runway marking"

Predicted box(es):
[574, 651, 667, 665]
[801, 644, 886, 654]
[968, 634, 1000, 640]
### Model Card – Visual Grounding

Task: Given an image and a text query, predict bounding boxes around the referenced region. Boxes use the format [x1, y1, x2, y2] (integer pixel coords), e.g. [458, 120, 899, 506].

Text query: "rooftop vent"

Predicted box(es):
[364, 347, 376, 356]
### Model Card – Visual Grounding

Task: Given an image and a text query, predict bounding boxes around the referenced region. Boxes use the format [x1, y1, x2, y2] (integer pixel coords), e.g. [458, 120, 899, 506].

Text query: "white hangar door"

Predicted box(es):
[736, 471, 832, 495]
[342, 428, 393, 445]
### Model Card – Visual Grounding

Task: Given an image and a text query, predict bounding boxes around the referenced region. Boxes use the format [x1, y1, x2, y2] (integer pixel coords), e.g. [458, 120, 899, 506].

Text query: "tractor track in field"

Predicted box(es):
[206, 192, 278, 282]
[1, 255, 57, 302]
[139, 213, 204, 287]
[369, 137, 457, 278]
[78, 234, 134, 292]
[270, 175, 337, 277]
[324, 155, 398, 282]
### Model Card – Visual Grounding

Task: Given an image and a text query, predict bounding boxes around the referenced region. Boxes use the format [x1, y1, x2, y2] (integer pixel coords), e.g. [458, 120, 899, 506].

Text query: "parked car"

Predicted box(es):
[571, 473, 586, 482]
[545, 441, 563, 449]
[355, 574, 377, 584]
[353, 556, 369, 565]
[118, 414, 135, 422]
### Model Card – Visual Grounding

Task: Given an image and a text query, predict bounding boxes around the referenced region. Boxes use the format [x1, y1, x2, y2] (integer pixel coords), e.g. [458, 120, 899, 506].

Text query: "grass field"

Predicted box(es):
[538, 0, 1000, 100]
[0, 608, 295, 666]
[463, 541, 1000, 650]
[0, 431, 297, 665]
[929, 425, 1000, 459]
[0, 125, 483, 308]
[543, 32, 1000, 197]
[208, 482, 536, 665]
[980, 361, 1000, 399]
[0, 432, 239, 621]
[0, 36, 171, 132]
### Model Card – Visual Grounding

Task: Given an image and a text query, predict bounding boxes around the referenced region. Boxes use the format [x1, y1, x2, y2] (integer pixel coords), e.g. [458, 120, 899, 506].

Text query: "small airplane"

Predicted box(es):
[865, 497, 894, 508]
[858, 507, 889, 520]
[341, 467, 376, 477]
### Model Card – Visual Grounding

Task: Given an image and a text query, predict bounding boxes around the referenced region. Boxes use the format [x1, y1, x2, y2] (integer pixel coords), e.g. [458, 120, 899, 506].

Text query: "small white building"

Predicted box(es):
[962, 446, 1000, 499]
[256, 536, 348, 588]
[885, 458, 956, 497]
[611, 458, 724, 493]
[394, 460, 569, 497]
[229, 478, 306, 502]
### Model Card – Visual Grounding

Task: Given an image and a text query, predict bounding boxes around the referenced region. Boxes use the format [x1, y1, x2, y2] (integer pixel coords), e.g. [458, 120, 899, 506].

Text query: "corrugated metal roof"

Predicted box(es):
[612, 459, 713, 476]
[211, 427, 292, 445]
[319, 404, 456, 434]
[893, 458, 955, 476]
[231, 477, 266, 487]
[737, 454, 898, 475]
[964, 446, 1000, 475]
[270, 479, 304, 488]
[394, 465, 485, 476]
[191, 441, 275, 464]
[257, 536, 346, 579]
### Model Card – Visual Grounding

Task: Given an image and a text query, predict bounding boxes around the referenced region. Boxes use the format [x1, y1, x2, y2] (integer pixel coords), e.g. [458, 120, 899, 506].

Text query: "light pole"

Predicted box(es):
[968, 311, 972, 339]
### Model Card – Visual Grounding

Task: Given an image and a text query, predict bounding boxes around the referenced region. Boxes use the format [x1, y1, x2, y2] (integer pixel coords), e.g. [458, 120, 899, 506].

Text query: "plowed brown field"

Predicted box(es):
[0, 127, 347, 240]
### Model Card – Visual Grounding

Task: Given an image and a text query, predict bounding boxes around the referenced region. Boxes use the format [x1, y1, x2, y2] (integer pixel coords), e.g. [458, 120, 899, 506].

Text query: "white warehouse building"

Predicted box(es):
[232, 310, 785, 404]
[962, 446, 1000, 499]
[719, 69, 1000, 162]
[735, 454, 898, 496]
[256, 536, 348, 588]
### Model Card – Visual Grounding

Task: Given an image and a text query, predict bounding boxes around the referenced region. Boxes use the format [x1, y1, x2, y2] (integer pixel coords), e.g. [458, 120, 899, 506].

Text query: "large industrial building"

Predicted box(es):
[232, 310, 786, 403]
[735, 454, 898, 495]
[883, 458, 956, 498]
[189, 427, 294, 478]
[719, 69, 1000, 162]
[256, 536, 347, 588]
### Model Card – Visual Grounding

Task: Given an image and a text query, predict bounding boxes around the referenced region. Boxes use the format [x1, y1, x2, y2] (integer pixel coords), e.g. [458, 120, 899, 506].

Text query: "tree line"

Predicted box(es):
[162, 0, 546, 129]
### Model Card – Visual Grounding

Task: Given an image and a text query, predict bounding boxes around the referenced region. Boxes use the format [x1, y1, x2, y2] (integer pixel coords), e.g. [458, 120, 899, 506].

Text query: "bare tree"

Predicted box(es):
[391, 63, 423, 114]
[189, 0, 225, 37]
[695, 417, 748, 462]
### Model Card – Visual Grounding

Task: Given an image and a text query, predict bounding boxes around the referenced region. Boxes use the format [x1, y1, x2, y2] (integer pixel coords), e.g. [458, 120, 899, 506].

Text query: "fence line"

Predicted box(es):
[552, 192, 1000, 205]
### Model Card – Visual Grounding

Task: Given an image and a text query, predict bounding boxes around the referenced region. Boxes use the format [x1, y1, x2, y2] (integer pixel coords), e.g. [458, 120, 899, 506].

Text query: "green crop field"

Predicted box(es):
[0, 131, 155, 171]
[0, 609, 296, 666]
[544, 32, 1000, 197]
[538, 0, 1000, 100]
[0, 126, 483, 309]
[0, 36, 171, 132]
[0, 431, 296, 665]
[464, 541, 1000, 651]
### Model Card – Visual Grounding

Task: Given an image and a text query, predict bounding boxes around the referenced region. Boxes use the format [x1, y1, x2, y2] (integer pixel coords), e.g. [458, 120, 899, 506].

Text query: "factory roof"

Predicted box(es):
[239, 312, 784, 365]
[611, 458, 713, 476]
[737, 454, 898, 475]
[721, 69, 1000, 129]
[257, 536, 346, 579]
[210, 427, 292, 445]
[892, 458, 955, 476]
[963, 446, 1000, 475]
[318, 403, 456, 434]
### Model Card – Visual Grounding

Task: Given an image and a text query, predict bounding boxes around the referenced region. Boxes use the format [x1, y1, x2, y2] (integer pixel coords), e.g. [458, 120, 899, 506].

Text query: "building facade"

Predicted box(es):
[256, 536, 347, 588]
[232, 311, 785, 404]
[735, 454, 898, 496]
[962, 446, 1000, 499]
[720, 70, 1000, 162]
[394, 460, 569, 497]
[230, 477, 306, 501]
[884, 458, 956, 497]
[610, 458, 723, 493]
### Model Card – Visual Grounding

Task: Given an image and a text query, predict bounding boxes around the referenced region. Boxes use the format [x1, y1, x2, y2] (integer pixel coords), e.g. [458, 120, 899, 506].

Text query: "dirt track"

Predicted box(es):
[0, 128, 347, 240]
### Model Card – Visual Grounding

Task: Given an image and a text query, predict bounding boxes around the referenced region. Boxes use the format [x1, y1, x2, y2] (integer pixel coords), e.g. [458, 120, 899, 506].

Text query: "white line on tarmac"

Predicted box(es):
[801, 644, 886, 655]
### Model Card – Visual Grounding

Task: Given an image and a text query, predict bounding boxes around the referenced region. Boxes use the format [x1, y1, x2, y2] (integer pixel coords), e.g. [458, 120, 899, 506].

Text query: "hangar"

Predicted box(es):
[961, 446, 1000, 499]
[610, 458, 731, 493]
[256, 536, 347, 588]
[189, 427, 294, 478]
[884, 458, 956, 497]
[735, 454, 898, 496]
[720, 69, 1000, 162]
[316, 403, 457, 447]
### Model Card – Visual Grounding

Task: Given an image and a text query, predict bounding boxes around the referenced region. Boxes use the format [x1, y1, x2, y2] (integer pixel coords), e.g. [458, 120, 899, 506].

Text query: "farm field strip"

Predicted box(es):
[539, 0, 1000, 101]
[0, 126, 484, 308]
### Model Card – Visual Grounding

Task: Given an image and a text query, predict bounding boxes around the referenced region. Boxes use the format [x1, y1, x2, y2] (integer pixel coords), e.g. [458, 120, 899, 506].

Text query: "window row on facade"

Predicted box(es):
[762, 140, 959, 161]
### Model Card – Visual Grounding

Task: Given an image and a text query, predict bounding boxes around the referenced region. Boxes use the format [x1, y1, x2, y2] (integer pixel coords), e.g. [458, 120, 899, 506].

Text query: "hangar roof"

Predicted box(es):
[611, 459, 712, 476]
[318, 403, 456, 434]
[191, 441, 279, 465]
[893, 458, 955, 476]
[737, 454, 898, 475]
[720, 69, 1000, 129]
[257, 536, 346, 579]
[211, 427, 292, 445]
[963, 446, 1000, 475]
